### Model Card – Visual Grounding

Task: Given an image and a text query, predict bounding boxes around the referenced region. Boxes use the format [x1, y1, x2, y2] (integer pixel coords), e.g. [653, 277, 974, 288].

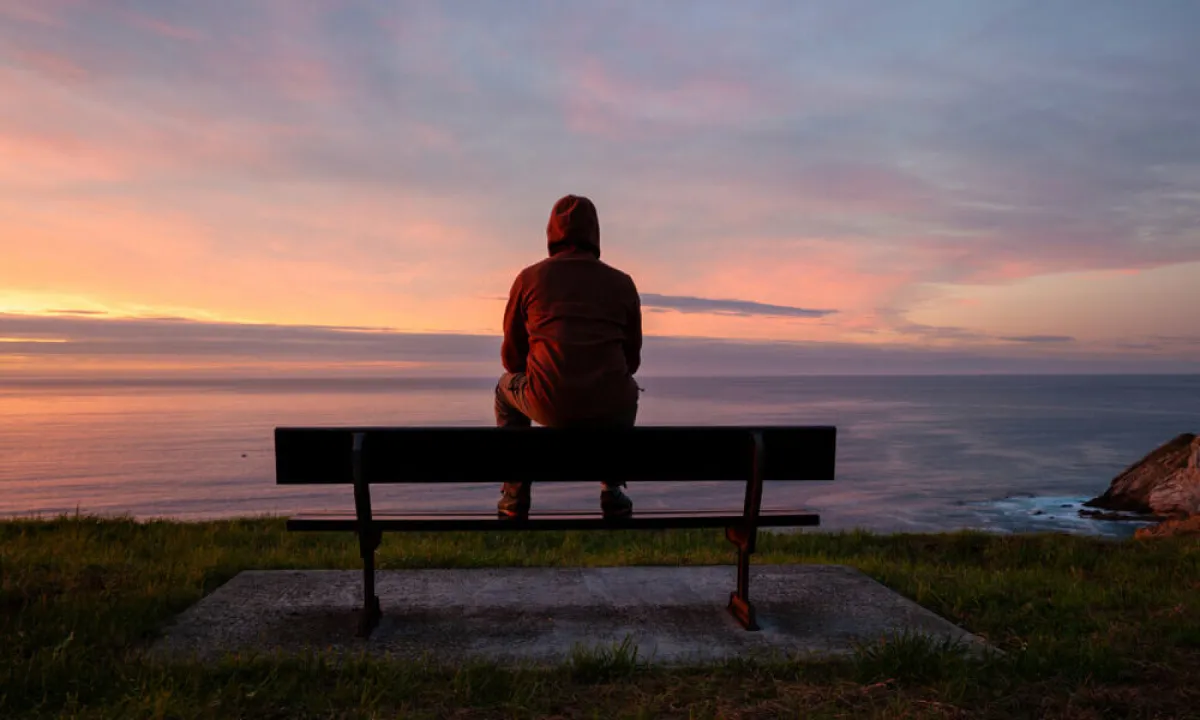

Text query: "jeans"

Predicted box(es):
[494, 372, 637, 492]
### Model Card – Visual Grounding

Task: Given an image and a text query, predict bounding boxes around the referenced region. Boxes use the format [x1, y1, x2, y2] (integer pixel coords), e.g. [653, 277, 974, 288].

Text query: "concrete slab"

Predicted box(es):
[152, 565, 986, 664]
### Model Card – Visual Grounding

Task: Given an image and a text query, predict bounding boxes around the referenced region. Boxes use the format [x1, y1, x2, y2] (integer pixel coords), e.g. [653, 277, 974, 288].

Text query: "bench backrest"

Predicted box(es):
[275, 426, 836, 485]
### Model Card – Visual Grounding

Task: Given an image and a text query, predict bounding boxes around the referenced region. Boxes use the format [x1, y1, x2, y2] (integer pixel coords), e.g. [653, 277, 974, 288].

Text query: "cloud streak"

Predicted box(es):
[998, 335, 1076, 344]
[640, 294, 835, 319]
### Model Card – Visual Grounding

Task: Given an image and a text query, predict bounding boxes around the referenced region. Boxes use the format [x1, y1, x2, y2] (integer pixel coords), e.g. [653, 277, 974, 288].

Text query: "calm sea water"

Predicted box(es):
[1, 375, 1196, 536]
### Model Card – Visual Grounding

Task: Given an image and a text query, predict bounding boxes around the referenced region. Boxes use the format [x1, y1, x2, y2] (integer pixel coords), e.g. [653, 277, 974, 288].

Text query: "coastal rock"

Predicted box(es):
[1084, 433, 1199, 516]
[1147, 467, 1200, 517]
[1136, 515, 1200, 539]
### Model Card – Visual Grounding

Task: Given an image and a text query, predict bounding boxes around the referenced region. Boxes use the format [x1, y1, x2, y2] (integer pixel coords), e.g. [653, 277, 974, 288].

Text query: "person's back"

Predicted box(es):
[504, 247, 640, 425]
[494, 194, 642, 518]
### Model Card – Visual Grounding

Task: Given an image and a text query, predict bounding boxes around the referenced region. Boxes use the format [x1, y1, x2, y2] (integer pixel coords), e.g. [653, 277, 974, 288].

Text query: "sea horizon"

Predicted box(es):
[3, 373, 1196, 537]
[4, 370, 1199, 389]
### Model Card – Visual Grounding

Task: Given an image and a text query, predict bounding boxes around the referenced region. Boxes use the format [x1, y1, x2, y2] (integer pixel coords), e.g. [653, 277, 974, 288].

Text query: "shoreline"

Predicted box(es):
[0, 497, 1153, 538]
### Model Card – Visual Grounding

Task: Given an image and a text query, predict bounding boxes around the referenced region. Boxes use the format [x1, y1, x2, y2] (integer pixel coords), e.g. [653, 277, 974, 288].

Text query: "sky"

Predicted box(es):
[1, 0, 1199, 377]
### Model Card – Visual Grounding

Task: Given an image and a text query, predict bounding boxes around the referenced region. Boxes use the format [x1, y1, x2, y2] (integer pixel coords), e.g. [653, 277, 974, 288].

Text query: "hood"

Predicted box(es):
[547, 194, 600, 258]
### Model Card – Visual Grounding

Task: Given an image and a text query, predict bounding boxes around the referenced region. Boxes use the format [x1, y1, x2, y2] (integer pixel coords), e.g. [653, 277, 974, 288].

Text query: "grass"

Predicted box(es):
[2, 517, 1200, 718]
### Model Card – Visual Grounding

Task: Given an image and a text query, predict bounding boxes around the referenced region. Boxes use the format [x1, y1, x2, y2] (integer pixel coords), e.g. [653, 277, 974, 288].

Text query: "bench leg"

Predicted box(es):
[357, 530, 382, 638]
[727, 431, 764, 631]
[725, 528, 760, 631]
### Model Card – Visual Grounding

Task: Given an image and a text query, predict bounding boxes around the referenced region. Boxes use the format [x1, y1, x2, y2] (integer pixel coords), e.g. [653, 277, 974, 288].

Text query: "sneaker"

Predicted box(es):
[601, 485, 633, 519]
[497, 483, 530, 519]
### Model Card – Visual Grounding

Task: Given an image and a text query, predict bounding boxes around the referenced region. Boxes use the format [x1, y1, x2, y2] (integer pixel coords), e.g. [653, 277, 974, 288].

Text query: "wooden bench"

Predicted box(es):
[275, 425, 837, 637]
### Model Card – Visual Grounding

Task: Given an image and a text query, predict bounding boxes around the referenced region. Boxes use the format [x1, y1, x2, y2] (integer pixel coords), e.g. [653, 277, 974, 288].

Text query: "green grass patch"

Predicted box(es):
[2, 516, 1199, 717]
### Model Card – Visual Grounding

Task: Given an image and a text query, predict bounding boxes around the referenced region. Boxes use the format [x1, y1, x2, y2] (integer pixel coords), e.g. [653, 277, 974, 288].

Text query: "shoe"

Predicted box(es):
[497, 483, 530, 519]
[601, 485, 633, 519]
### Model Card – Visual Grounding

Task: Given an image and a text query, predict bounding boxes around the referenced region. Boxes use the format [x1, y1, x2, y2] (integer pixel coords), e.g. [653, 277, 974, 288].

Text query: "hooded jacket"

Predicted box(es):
[501, 195, 642, 423]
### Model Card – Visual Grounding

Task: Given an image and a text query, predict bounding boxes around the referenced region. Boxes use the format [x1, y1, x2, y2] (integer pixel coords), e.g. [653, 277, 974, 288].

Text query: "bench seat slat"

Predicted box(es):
[287, 510, 820, 532]
[275, 426, 837, 485]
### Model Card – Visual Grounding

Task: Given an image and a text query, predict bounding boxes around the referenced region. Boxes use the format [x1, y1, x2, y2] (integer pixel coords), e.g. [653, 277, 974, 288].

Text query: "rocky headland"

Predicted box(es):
[1084, 433, 1200, 537]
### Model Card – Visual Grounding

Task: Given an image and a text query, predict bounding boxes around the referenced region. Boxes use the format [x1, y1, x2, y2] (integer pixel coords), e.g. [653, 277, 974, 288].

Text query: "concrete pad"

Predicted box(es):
[152, 565, 986, 664]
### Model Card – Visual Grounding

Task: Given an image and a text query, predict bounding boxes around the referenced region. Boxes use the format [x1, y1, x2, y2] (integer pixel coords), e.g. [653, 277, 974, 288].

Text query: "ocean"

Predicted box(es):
[2, 375, 1196, 536]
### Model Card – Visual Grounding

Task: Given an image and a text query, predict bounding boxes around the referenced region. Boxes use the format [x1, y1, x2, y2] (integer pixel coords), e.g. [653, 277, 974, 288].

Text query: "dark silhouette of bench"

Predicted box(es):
[275, 426, 837, 637]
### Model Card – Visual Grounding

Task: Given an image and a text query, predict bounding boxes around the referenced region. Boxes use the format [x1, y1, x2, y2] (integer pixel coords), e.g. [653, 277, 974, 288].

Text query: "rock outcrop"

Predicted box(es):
[1085, 433, 1200, 517]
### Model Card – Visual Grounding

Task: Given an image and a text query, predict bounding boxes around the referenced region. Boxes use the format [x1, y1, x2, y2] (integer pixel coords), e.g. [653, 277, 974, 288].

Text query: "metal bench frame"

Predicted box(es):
[277, 426, 834, 638]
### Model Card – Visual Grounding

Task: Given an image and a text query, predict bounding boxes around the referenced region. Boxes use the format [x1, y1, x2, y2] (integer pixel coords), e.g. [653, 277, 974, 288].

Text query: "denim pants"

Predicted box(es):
[494, 372, 636, 490]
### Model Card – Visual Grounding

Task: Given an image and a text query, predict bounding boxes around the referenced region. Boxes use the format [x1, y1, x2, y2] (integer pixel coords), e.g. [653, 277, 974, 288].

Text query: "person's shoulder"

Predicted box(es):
[516, 257, 572, 292]
[601, 260, 636, 283]
[599, 261, 639, 293]
[517, 258, 551, 279]
[507, 261, 542, 296]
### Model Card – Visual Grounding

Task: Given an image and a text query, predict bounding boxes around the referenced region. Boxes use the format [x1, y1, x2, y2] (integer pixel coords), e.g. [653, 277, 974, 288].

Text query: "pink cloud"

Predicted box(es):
[0, 131, 133, 185]
[0, 50, 466, 193]
[2, 2, 353, 106]
[616, 156, 1198, 293]
[5, 47, 90, 82]
[911, 221, 1199, 286]
[560, 56, 761, 139]
[122, 11, 204, 43]
[782, 163, 940, 216]
[183, 9, 344, 107]
[0, 88, 312, 185]
[376, 3, 476, 95]
[254, 54, 341, 104]
[0, 1, 80, 26]
[410, 123, 459, 154]
[631, 233, 927, 343]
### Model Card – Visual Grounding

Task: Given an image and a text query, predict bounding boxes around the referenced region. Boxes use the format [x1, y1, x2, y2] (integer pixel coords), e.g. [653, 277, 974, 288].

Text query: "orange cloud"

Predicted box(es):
[0, 183, 524, 336]
[0, 131, 132, 186]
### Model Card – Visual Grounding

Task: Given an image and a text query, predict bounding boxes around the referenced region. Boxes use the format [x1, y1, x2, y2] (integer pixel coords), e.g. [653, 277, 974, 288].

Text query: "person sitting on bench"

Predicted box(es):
[495, 194, 642, 520]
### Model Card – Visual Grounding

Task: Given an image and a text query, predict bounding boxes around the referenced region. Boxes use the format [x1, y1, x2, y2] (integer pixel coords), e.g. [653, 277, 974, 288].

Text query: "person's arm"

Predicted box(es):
[501, 273, 529, 373]
[624, 277, 642, 376]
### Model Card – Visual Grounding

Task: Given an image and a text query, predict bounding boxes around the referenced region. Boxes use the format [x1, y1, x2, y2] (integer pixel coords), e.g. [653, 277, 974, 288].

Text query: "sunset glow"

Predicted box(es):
[2, 1, 1198, 376]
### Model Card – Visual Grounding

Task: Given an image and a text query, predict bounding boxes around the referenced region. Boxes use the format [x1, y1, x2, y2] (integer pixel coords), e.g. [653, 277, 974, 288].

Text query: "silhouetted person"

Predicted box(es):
[495, 194, 642, 519]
